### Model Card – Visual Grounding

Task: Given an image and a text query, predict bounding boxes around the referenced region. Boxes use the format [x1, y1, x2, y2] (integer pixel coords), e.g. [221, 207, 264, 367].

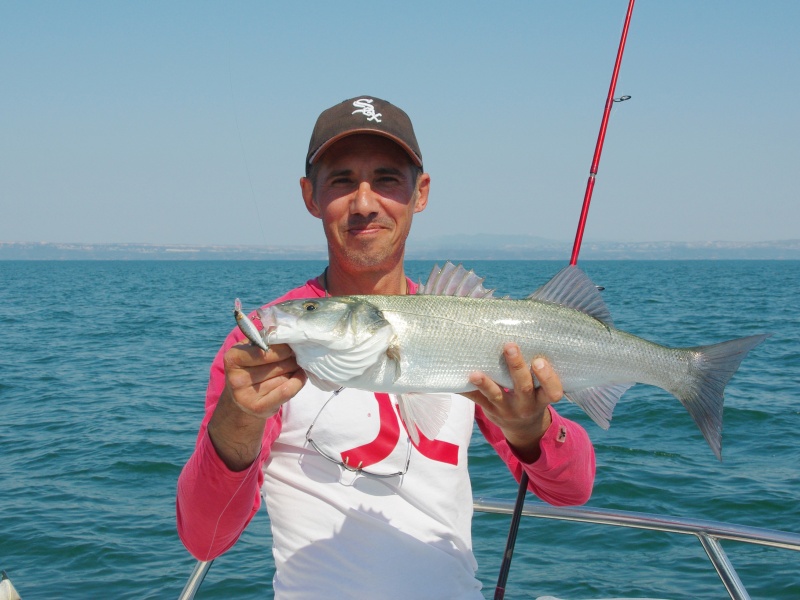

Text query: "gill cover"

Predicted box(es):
[259, 297, 395, 391]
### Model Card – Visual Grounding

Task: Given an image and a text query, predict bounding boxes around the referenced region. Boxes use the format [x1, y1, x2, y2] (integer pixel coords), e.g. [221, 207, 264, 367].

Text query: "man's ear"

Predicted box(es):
[300, 177, 321, 218]
[413, 173, 431, 214]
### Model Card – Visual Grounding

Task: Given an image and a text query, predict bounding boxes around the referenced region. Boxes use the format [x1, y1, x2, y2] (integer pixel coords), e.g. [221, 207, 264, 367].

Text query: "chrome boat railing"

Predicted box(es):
[474, 498, 800, 600]
[178, 500, 800, 600]
[178, 559, 213, 600]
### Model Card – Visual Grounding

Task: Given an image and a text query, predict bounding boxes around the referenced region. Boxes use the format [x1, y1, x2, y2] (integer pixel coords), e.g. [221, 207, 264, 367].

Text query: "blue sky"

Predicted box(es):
[1, 1, 798, 246]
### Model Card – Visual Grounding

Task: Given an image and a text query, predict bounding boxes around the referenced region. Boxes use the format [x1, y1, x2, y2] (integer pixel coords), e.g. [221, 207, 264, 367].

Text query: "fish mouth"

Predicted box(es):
[257, 306, 301, 345]
[256, 307, 277, 330]
[255, 309, 279, 346]
[264, 326, 278, 346]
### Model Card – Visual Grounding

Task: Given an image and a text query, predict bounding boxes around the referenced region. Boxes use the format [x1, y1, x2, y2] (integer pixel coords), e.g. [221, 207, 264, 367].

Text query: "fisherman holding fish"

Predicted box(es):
[177, 96, 596, 598]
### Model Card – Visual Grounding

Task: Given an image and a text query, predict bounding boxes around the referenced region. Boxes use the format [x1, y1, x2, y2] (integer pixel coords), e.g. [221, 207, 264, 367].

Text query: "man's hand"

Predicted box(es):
[223, 342, 307, 419]
[207, 343, 307, 471]
[463, 343, 563, 463]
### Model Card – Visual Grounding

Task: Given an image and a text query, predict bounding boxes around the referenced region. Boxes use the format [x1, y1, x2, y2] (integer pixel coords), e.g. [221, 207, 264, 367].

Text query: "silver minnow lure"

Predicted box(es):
[239, 264, 769, 458]
[234, 298, 269, 352]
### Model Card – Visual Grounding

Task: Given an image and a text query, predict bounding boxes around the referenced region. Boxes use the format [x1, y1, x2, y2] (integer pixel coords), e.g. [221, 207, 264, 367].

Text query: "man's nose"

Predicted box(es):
[350, 181, 379, 215]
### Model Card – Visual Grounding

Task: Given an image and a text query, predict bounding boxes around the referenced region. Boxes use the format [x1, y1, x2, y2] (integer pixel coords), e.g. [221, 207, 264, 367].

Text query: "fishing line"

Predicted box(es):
[494, 1, 636, 598]
[227, 59, 268, 247]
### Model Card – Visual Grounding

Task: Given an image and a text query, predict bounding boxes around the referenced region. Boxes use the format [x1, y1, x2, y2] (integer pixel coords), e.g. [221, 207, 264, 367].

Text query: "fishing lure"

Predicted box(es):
[234, 298, 269, 352]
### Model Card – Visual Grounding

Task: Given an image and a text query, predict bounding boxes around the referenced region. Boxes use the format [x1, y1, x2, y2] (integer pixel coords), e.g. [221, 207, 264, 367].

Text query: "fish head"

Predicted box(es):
[258, 296, 396, 388]
[258, 297, 391, 351]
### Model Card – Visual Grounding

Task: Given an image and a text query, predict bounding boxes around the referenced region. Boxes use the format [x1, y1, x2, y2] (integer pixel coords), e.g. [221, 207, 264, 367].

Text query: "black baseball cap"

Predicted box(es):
[305, 95, 423, 175]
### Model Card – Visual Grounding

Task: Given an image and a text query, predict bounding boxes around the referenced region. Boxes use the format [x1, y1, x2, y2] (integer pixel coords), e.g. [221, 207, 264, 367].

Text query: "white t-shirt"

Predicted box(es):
[262, 384, 484, 599]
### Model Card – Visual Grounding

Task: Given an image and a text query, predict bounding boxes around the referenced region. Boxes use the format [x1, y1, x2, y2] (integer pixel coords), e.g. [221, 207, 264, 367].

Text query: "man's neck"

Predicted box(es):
[322, 261, 408, 296]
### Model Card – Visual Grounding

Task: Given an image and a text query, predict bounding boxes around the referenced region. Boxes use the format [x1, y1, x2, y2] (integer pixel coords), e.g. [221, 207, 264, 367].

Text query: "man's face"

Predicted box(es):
[301, 134, 429, 272]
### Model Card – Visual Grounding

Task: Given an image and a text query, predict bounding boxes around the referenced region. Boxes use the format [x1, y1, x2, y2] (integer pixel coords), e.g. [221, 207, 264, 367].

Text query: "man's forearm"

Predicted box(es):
[207, 388, 268, 471]
[477, 405, 595, 506]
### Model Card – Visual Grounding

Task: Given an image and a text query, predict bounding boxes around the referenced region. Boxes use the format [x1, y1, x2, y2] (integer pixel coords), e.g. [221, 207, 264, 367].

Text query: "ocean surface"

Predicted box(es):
[1, 260, 797, 599]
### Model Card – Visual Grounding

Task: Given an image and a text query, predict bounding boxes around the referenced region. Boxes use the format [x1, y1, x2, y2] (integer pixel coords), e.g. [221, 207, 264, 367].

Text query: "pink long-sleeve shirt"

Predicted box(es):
[177, 278, 595, 578]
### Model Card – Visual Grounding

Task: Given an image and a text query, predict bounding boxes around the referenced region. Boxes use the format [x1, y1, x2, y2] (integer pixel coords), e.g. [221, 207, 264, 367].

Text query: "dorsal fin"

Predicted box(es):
[528, 265, 613, 326]
[417, 262, 496, 298]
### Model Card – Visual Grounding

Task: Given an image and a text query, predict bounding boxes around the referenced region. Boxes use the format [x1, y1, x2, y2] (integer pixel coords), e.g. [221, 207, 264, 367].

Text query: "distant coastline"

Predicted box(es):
[1, 237, 798, 260]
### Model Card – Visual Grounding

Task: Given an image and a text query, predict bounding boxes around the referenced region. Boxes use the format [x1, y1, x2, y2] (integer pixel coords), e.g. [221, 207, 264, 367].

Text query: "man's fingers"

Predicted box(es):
[504, 343, 534, 396]
[225, 342, 296, 368]
[532, 357, 563, 403]
[227, 356, 301, 389]
[466, 372, 504, 406]
[227, 359, 308, 420]
[273, 369, 308, 399]
[251, 368, 307, 402]
[224, 341, 305, 410]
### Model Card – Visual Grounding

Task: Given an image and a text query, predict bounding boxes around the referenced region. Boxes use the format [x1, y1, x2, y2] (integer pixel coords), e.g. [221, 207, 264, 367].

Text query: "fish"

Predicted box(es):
[237, 263, 769, 458]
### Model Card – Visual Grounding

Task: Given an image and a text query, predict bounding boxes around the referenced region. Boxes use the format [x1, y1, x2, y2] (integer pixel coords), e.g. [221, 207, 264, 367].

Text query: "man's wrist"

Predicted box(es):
[208, 389, 268, 471]
[503, 406, 552, 464]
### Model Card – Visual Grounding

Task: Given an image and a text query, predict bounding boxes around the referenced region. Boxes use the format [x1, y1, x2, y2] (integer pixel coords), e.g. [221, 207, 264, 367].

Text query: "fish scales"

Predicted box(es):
[361, 294, 689, 395]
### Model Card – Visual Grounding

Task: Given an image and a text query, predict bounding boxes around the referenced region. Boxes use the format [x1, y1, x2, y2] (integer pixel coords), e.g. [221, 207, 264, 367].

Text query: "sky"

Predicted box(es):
[1, 1, 798, 247]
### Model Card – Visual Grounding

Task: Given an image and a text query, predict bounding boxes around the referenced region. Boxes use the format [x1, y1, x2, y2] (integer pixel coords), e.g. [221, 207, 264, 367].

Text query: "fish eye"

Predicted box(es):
[302, 301, 318, 312]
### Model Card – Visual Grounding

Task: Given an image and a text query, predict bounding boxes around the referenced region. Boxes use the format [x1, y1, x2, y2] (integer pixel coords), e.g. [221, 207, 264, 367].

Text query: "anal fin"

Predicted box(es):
[564, 382, 633, 429]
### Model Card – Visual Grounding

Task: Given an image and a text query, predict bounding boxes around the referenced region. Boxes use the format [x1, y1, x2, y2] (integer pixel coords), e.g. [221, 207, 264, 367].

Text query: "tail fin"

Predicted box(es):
[677, 334, 770, 460]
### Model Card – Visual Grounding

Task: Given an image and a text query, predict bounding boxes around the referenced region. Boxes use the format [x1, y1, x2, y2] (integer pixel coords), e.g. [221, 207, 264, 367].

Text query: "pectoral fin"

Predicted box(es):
[397, 393, 452, 445]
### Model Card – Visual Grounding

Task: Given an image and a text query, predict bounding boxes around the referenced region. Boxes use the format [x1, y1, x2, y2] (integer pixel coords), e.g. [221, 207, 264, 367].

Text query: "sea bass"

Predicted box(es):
[239, 263, 768, 459]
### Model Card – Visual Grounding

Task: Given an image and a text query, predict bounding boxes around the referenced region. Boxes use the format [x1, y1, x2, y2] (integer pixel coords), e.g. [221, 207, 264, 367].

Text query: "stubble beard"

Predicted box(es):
[336, 227, 405, 270]
[326, 188, 419, 270]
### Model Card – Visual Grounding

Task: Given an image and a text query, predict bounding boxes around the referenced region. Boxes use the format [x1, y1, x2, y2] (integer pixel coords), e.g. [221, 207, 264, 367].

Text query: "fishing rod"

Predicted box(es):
[493, 1, 636, 598]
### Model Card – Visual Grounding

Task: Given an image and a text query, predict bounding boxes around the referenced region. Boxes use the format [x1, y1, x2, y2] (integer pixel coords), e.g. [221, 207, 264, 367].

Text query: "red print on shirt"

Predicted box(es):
[339, 393, 459, 468]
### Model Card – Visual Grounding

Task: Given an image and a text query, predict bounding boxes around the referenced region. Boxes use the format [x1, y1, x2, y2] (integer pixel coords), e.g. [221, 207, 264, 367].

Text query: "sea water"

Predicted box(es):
[0, 260, 797, 599]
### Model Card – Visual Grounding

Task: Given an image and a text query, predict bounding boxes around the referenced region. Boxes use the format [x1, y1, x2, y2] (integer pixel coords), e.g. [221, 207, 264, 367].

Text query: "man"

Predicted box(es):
[177, 96, 595, 598]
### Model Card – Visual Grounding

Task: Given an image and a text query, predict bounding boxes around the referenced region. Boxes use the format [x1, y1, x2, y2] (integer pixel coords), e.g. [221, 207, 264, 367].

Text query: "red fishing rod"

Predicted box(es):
[494, 1, 636, 597]
[570, 1, 635, 266]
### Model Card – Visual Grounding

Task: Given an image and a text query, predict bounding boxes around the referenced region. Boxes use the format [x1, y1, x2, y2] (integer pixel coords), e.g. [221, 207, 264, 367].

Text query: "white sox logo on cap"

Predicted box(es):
[351, 98, 382, 122]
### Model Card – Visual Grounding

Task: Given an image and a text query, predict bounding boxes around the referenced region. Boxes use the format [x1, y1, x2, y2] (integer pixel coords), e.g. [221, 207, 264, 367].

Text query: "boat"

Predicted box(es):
[177, 499, 800, 600]
[0, 572, 21, 600]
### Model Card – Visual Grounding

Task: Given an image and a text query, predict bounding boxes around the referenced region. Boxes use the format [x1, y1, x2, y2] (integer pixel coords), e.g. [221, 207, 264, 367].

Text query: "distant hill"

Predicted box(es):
[407, 234, 800, 260]
[0, 242, 327, 260]
[1, 238, 798, 260]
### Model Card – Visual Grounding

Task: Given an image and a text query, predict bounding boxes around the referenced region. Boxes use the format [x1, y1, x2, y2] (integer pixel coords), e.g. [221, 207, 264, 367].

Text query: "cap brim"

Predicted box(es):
[308, 129, 423, 168]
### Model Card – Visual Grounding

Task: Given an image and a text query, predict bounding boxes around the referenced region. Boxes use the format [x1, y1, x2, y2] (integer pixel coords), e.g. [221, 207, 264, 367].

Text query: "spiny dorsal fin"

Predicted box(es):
[528, 265, 613, 326]
[417, 262, 496, 298]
